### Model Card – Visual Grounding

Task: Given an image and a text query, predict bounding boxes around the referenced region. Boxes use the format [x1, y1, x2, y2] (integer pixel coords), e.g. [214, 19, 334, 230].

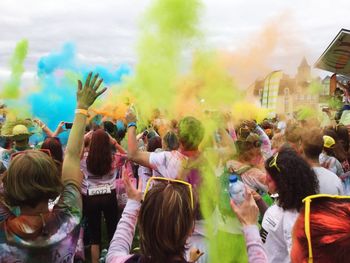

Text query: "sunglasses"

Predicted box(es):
[268, 152, 280, 172]
[302, 194, 350, 263]
[11, 149, 52, 160]
[143, 177, 194, 209]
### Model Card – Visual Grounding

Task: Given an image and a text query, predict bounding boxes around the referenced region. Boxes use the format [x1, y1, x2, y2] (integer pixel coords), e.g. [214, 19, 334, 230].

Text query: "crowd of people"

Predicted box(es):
[0, 72, 350, 263]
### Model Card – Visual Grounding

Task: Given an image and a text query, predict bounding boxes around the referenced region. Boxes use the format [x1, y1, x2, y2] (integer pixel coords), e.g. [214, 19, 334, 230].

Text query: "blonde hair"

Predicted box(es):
[2, 151, 63, 208]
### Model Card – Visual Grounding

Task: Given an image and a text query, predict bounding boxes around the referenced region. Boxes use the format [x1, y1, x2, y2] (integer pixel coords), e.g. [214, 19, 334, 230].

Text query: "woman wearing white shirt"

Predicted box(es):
[262, 147, 318, 263]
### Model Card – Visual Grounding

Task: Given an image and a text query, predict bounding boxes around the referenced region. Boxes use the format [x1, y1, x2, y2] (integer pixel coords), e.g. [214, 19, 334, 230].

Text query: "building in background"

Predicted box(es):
[252, 57, 331, 116]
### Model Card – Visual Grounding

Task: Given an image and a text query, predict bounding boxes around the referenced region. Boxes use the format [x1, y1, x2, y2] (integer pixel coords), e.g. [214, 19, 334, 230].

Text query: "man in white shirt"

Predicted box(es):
[302, 129, 344, 195]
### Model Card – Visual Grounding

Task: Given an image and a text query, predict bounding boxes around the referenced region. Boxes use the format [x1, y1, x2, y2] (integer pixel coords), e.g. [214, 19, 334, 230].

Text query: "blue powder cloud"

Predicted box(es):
[28, 42, 131, 144]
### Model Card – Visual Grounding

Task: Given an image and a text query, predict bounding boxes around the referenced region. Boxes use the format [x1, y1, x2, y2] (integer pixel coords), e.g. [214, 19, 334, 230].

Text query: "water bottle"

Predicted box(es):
[228, 175, 246, 205]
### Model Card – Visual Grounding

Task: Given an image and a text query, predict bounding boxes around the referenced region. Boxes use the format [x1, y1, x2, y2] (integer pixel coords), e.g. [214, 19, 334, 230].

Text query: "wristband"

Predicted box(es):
[40, 124, 46, 129]
[75, 109, 89, 116]
[127, 122, 137, 128]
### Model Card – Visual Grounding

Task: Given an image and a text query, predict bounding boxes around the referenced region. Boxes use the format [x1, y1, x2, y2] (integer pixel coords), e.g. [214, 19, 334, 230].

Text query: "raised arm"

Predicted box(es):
[106, 165, 142, 262]
[125, 109, 151, 167]
[62, 72, 107, 186]
[33, 119, 54, 137]
[52, 121, 66, 138]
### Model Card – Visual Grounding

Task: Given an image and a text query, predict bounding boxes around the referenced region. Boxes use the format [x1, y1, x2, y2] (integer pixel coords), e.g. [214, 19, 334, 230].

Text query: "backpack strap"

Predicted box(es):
[234, 165, 252, 175]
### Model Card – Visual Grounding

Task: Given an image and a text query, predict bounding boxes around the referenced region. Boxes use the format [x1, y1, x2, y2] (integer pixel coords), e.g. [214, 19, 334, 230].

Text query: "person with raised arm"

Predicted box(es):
[0, 72, 106, 262]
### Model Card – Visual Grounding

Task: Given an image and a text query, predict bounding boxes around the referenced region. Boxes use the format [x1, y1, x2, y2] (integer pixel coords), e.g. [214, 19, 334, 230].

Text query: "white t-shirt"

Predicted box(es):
[149, 150, 187, 179]
[80, 152, 117, 195]
[313, 167, 344, 195]
[277, 121, 286, 134]
[262, 205, 299, 263]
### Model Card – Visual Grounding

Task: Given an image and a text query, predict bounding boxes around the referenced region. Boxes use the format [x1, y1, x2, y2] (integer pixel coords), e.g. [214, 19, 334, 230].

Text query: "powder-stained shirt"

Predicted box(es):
[149, 150, 187, 179]
[319, 152, 344, 177]
[0, 145, 33, 170]
[80, 151, 123, 195]
[0, 181, 82, 263]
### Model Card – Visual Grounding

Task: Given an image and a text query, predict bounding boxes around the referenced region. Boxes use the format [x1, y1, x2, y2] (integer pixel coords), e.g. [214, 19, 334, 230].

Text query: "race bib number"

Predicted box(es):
[88, 184, 112, 196]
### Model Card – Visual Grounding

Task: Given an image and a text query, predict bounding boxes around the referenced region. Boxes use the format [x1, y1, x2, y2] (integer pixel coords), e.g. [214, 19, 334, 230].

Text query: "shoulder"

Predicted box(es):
[262, 205, 297, 231]
[150, 150, 184, 164]
[262, 204, 284, 232]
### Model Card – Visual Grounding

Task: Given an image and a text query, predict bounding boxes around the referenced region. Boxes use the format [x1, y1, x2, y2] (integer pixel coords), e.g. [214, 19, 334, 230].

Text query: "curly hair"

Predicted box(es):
[265, 147, 319, 211]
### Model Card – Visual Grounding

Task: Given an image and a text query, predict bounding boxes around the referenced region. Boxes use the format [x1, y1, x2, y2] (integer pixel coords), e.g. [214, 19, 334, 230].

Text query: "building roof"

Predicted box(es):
[299, 56, 309, 68]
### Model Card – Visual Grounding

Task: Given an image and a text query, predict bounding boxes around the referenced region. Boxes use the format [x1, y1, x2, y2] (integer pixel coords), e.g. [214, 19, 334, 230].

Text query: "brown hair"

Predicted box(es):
[163, 131, 179, 151]
[41, 137, 63, 163]
[302, 128, 323, 160]
[138, 182, 194, 263]
[2, 151, 63, 208]
[86, 129, 112, 176]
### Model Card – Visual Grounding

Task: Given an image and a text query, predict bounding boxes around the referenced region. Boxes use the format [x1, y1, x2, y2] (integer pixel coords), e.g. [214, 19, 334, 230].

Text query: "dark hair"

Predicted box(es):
[260, 120, 274, 130]
[103, 121, 116, 136]
[178, 116, 204, 151]
[41, 137, 63, 163]
[302, 129, 323, 160]
[138, 182, 194, 263]
[3, 151, 63, 208]
[265, 147, 318, 211]
[147, 136, 162, 152]
[163, 131, 179, 151]
[335, 125, 350, 152]
[323, 128, 348, 162]
[293, 198, 350, 263]
[86, 129, 112, 176]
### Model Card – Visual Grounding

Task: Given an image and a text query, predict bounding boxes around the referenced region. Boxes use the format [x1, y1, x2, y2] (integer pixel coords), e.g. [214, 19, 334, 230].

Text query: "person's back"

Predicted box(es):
[0, 151, 81, 262]
[301, 129, 344, 195]
[0, 72, 106, 263]
[126, 115, 207, 262]
[107, 175, 197, 263]
[312, 166, 344, 195]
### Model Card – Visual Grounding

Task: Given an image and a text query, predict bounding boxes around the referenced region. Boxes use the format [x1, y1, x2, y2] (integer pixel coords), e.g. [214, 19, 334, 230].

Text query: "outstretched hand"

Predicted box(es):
[77, 72, 107, 110]
[230, 190, 259, 226]
[33, 118, 45, 128]
[125, 107, 137, 124]
[56, 121, 65, 133]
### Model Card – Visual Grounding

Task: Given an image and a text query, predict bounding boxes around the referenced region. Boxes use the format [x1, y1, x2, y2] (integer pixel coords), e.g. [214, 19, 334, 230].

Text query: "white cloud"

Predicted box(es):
[0, 0, 349, 84]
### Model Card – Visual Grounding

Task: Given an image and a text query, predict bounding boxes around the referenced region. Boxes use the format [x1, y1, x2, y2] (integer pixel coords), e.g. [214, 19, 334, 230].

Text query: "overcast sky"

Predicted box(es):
[0, 0, 349, 87]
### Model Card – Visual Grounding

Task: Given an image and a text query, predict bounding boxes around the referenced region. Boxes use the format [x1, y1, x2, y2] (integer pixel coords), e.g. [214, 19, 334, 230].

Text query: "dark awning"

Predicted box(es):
[315, 29, 350, 77]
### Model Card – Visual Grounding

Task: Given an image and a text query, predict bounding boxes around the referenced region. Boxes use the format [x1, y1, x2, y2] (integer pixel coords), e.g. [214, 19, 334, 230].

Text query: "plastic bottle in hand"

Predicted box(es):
[228, 175, 246, 205]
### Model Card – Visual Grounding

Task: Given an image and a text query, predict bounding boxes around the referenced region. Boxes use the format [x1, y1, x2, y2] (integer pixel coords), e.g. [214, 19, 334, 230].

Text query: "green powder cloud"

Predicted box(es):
[1, 39, 29, 99]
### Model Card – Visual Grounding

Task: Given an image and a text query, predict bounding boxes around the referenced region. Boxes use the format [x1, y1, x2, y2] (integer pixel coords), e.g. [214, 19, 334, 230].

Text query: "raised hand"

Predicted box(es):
[33, 118, 45, 128]
[52, 121, 66, 137]
[125, 107, 137, 124]
[77, 72, 107, 110]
